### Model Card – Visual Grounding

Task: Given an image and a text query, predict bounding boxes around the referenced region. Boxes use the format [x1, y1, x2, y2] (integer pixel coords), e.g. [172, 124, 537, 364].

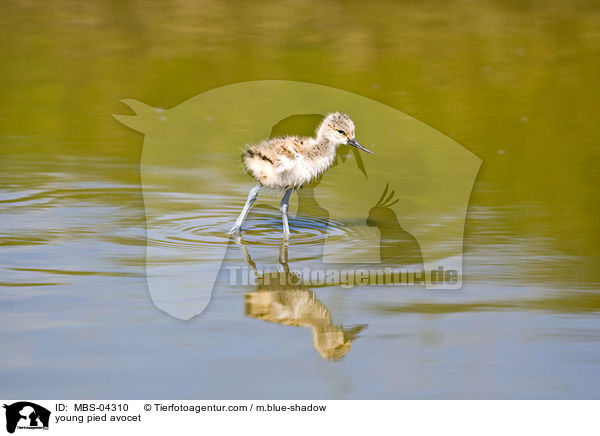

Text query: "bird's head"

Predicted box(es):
[367, 184, 399, 228]
[317, 112, 373, 154]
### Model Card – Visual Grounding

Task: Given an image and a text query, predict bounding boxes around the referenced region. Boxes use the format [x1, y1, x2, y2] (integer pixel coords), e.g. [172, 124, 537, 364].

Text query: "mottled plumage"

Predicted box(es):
[229, 112, 372, 237]
[243, 136, 336, 189]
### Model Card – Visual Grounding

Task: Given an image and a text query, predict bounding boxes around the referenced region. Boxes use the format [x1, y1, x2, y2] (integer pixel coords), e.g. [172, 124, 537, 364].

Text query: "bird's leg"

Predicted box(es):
[228, 184, 262, 234]
[280, 188, 293, 238]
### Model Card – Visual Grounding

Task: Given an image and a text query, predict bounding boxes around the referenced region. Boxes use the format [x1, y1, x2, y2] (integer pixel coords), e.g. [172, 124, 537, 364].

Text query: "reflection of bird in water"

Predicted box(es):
[228, 113, 372, 238]
[367, 184, 424, 268]
[240, 240, 367, 361]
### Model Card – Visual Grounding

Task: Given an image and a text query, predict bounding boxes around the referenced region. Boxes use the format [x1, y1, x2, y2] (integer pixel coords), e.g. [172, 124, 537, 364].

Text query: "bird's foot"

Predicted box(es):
[227, 229, 243, 245]
[227, 226, 241, 236]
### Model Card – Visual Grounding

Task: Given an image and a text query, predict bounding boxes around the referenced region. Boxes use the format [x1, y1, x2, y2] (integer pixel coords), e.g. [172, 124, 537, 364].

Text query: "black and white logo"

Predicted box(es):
[3, 402, 50, 434]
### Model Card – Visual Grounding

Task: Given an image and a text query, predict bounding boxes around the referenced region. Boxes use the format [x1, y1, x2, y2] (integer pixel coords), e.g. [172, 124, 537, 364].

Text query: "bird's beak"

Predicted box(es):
[347, 138, 373, 154]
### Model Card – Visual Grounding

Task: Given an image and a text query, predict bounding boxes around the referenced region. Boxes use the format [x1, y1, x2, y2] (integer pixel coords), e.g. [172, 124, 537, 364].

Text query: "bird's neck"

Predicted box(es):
[307, 136, 341, 173]
[314, 135, 341, 154]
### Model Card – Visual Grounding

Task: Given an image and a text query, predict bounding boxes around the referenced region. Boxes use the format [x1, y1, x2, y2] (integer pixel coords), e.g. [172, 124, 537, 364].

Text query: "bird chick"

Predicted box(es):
[229, 112, 372, 237]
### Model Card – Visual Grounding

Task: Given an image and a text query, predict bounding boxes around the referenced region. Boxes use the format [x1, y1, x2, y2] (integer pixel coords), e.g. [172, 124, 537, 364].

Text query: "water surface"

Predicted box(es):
[1, 0, 600, 398]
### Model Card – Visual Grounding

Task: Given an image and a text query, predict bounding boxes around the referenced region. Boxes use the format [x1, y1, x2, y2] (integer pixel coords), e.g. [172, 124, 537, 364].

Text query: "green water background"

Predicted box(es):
[1, 0, 599, 398]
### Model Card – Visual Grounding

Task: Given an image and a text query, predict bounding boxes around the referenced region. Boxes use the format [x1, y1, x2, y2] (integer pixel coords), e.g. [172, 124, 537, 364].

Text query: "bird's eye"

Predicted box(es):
[337, 130, 346, 135]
